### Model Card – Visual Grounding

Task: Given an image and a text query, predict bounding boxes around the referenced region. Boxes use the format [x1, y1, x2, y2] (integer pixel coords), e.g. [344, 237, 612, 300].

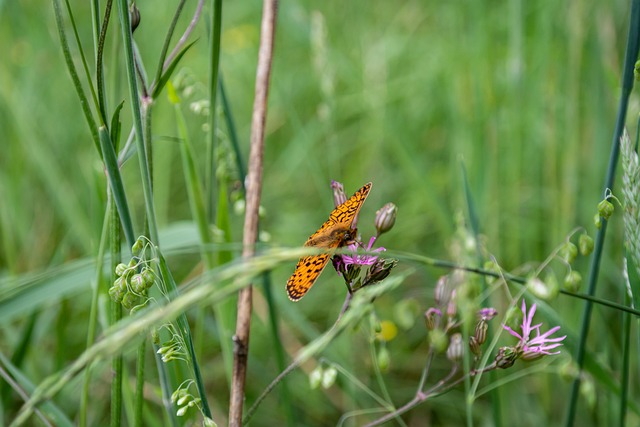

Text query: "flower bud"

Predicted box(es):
[579, 234, 594, 256]
[560, 242, 578, 264]
[108, 284, 124, 303]
[309, 367, 323, 389]
[469, 336, 481, 356]
[597, 199, 614, 220]
[593, 212, 602, 229]
[424, 308, 442, 330]
[132, 238, 144, 256]
[141, 268, 155, 288]
[377, 347, 390, 372]
[321, 366, 338, 388]
[563, 270, 582, 292]
[115, 263, 128, 277]
[131, 273, 145, 293]
[365, 259, 397, 285]
[331, 180, 347, 207]
[434, 276, 449, 305]
[446, 290, 457, 318]
[122, 292, 141, 310]
[474, 319, 488, 345]
[477, 307, 497, 321]
[495, 346, 518, 369]
[129, 3, 141, 33]
[446, 333, 463, 362]
[374, 203, 397, 235]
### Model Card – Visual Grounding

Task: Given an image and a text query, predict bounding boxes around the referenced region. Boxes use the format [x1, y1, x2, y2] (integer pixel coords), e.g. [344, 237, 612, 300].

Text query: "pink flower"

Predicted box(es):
[503, 299, 566, 359]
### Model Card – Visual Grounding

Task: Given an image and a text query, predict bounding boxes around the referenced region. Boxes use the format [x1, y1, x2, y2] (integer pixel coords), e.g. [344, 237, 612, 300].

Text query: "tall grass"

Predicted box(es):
[0, 0, 638, 426]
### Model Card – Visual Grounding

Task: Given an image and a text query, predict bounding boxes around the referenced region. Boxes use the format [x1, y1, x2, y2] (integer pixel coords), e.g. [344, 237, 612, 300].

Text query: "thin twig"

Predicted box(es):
[228, 0, 278, 425]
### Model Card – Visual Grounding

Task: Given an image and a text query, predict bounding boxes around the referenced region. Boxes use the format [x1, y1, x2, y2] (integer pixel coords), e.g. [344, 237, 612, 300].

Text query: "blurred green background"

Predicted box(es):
[0, 0, 636, 425]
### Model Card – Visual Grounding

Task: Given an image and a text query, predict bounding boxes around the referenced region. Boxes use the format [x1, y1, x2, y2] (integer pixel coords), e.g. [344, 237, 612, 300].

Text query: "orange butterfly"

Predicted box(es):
[286, 182, 372, 301]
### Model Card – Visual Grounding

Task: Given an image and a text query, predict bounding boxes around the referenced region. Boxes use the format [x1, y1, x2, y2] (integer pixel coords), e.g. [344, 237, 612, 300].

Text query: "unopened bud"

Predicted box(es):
[597, 199, 614, 220]
[365, 259, 397, 285]
[309, 367, 323, 389]
[560, 242, 578, 264]
[377, 347, 390, 372]
[474, 319, 488, 345]
[477, 307, 497, 321]
[375, 203, 397, 235]
[469, 336, 481, 356]
[579, 234, 594, 256]
[331, 180, 347, 207]
[446, 290, 457, 318]
[424, 308, 442, 330]
[130, 3, 141, 33]
[321, 366, 337, 388]
[434, 276, 449, 305]
[446, 333, 463, 362]
[563, 270, 582, 292]
[495, 346, 518, 369]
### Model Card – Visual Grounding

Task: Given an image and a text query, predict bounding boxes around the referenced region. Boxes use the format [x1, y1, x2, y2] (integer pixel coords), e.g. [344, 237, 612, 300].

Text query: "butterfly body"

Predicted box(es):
[286, 182, 372, 301]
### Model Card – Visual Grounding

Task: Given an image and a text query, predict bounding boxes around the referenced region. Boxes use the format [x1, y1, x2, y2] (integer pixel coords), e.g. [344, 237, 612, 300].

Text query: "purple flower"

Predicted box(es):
[341, 236, 385, 267]
[503, 299, 566, 359]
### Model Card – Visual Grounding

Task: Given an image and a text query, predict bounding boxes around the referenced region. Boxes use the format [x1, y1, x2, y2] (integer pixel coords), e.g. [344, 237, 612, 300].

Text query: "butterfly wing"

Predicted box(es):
[314, 182, 372, 236]
[286, 253, 331, 301]
[286, 182, 372, 302]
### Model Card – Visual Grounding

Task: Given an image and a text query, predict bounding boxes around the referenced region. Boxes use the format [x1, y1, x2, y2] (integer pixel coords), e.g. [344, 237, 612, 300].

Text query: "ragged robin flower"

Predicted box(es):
[501, 299, 566, 363]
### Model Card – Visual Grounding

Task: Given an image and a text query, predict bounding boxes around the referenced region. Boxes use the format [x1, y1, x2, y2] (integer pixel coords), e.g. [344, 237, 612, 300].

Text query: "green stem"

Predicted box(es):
[206, 0, 223, 219]
[79, 200, 111, 427]
[134, 339, 146, 427]
[110, 193, 123, 427]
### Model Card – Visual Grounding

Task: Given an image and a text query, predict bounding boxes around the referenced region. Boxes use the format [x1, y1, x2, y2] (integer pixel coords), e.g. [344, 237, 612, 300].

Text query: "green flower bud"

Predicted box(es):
[579, 234, 594, 256]
[309, 367, 323, 389]
[597, 199, 614, 220]
[564, 270, 582, 292]
[377, 347, 391, 372]
[115, 263, 128, 277]
[474, 319, 488, 345]
[469, 336, 481, 356]
[129, 3, 141, 33]
[374, 203, 397, 235]
[560, 242, 578, 264]
[152, 329, 160, 345]
[321, 366, 338, 388]
[369, 313, 382, 334]
[593, 213, 602, 229]
[203, 417, 217, 427]
[495, 346, 518, 369]
[131, 273, 145, 293]
[122, 292, 141, 309]
[108, 285, 124, 303]
[132, 237, 145, 256]
[141, 268, 155, 288]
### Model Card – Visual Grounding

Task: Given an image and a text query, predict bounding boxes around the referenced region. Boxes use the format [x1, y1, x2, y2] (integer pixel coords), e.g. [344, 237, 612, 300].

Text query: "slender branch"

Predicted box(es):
[228, 0, 278, 425]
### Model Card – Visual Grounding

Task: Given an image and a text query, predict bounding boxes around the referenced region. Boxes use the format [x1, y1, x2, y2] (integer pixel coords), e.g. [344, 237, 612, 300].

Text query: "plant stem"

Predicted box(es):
[229, 1, 278, 424]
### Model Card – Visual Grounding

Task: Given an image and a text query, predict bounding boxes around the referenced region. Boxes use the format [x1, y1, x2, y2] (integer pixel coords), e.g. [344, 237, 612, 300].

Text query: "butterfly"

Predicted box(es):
[286, 182, 372, 301]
